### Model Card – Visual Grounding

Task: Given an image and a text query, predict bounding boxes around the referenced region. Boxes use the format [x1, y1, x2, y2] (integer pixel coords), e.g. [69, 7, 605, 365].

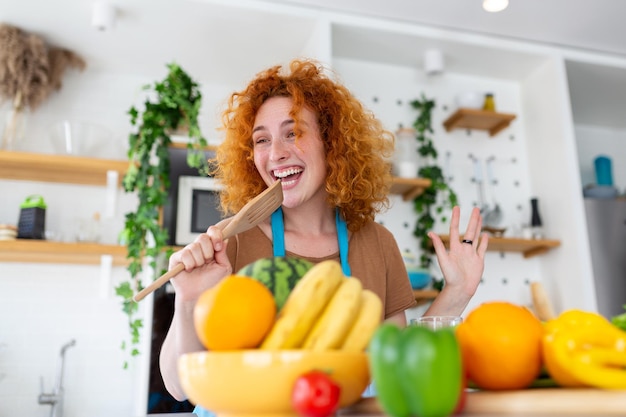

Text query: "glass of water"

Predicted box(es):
[411, 315, 463, 329]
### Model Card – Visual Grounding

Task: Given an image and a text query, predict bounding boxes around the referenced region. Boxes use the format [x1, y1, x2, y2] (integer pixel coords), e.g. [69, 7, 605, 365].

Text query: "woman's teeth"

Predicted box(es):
[274, 168, 302, 186]
[274, 168, 302, 179]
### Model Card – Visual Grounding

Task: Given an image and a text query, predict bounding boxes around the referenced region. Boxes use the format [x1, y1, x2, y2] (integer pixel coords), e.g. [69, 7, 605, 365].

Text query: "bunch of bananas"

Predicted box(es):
[261, 260, 383, 352]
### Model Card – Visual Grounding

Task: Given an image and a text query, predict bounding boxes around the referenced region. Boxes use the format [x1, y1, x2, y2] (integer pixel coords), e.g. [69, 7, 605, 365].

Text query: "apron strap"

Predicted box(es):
[336, 208, 351, 276]
[271, 207, 351, 276]
[271, 207, 286, 257]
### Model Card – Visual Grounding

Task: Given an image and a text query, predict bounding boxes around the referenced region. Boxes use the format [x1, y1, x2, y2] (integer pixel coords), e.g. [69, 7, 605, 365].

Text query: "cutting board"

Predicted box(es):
[340, 388, 626, 415]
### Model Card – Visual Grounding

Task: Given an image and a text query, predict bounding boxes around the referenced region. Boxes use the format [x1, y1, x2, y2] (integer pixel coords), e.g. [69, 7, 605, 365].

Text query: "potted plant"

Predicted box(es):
[0, 23, 85, 149]
[116, 62, 208, 367]
[410, 94, 458, 277]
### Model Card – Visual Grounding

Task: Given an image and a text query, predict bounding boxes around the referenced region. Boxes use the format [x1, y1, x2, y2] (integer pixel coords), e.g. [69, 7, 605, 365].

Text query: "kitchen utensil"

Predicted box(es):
[483, 157, 503, 227]
[17, 195, 47, 239]
[179, 350, 369, 415]
[472, 157, 489, 215]
[530, 281, 556, 321]
[133, 180, 283, 302]
[343, 389, 626, 415]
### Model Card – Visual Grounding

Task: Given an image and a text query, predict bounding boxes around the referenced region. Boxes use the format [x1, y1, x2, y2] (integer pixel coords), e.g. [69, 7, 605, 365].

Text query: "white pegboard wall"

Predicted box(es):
[334, 58, 547, 316]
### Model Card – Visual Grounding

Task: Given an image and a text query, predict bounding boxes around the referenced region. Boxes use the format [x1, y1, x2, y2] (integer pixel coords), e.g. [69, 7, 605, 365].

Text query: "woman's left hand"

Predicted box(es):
[427, 206, 488, 314]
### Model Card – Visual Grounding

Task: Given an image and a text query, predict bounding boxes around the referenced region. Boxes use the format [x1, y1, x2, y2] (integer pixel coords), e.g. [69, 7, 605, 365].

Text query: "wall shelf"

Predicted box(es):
[413, 289, 439, 306]
[443, 108, 517, 137]
[0, 240, 128, 266]
[390, 177, 431, 201]
[0, 150, 129, 186]
[0, 151, 132, 265]
[439, 235, 561, 258]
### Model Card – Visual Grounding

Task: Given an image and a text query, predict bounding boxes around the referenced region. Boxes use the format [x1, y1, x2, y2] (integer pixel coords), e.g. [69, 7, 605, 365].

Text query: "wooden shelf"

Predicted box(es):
[439, 235, 561, 258]
[413, 289, 439, 306]
[390, 177, 432, 201]
[0, 239, 128, 266]
[0, 150, 129, 186]
[0, 150, 431, 264]
[443, 108, 517, 137]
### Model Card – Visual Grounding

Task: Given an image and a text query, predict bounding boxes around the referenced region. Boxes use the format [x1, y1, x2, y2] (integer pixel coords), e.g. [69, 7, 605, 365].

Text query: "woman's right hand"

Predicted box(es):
[167, 220, 233, 302]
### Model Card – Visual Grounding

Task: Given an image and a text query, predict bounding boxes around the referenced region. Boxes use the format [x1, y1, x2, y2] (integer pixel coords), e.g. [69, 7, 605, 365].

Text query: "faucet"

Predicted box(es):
[38, 339, 76, 417]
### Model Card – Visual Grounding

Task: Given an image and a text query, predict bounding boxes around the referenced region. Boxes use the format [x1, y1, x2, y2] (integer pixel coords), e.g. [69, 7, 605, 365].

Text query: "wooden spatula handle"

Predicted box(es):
[531, 281, 556, 321]
[133, 263, 185, 302]
[132, 218, 235, 302]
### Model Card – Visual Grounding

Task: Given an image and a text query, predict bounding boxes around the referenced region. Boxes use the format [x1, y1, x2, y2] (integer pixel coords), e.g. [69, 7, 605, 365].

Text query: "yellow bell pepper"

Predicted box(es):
[543, 309, 626, 389]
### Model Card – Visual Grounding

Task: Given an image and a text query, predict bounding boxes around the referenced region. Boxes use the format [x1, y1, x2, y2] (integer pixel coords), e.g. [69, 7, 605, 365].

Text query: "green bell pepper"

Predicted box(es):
[368, 323, 463, 417]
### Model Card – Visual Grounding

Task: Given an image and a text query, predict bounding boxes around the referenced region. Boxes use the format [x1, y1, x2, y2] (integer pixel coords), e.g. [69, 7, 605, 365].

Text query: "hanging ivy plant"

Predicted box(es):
[410, 93, 458, 270]
[116, 62, 208, 368]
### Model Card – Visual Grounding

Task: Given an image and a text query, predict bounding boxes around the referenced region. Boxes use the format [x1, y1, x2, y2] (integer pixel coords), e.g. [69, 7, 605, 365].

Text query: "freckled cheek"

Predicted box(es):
[253, 150, 267, 171]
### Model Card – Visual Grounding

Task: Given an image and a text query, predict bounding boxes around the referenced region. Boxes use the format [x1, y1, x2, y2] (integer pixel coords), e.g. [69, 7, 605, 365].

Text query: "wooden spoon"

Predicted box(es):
[133, 180, 283, 302]
[530, 281, 556, 321]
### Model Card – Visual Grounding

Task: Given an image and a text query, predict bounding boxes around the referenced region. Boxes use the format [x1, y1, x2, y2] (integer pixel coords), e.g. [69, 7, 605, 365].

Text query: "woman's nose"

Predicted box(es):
[269, 138, 289, 161]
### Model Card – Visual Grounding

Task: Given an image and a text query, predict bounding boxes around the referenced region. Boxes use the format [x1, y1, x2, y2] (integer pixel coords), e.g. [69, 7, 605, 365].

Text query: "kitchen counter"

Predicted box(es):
[340, 389, 626, 416]
[144, 388, 626, 417]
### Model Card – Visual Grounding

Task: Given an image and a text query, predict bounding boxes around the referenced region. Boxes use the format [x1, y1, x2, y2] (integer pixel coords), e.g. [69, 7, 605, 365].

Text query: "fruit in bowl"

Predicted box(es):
[178, 349, 370, 416]
[181, 259, 385, 416]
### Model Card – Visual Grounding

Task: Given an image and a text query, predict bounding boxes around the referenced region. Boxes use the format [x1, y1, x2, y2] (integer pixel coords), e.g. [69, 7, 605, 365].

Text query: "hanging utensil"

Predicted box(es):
[133, 180, 283, 302]
[484, 156, 503, 227]
[472, 156, 489, 215]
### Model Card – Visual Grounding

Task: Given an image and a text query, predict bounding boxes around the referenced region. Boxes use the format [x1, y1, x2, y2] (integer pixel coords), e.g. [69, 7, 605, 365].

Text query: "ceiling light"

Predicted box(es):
[92, 1, 116, 31]
[483, 0, 509, 13]
[423, 49, 444, 76]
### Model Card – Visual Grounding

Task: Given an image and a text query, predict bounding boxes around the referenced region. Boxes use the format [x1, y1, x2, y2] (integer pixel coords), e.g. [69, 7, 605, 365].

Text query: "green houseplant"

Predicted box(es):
[410, 94, 458, 273]
[116, 62, 208, 367]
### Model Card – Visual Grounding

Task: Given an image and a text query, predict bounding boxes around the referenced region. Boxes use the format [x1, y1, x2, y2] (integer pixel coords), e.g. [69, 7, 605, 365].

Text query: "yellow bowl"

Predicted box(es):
[178, 350, 370, 417]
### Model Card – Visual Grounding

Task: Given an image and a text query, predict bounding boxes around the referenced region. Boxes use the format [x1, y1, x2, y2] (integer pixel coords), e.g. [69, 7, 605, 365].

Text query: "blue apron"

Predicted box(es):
[193, 208, 352, 417]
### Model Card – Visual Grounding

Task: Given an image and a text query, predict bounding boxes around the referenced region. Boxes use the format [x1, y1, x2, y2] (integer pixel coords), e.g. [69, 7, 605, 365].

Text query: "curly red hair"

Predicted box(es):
[212, 59, 394, 232]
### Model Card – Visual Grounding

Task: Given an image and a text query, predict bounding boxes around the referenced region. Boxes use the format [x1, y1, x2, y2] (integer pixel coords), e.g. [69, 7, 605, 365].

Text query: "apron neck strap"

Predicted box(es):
[271, 207, 351, 276]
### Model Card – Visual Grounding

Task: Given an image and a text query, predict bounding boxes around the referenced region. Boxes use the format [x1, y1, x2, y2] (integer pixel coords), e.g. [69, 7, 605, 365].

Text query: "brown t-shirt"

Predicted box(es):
[226, 220, 417, 320]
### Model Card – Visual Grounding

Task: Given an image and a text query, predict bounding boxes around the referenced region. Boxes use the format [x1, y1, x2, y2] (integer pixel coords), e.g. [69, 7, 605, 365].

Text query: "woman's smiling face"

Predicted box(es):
[252, 96, 327, 209]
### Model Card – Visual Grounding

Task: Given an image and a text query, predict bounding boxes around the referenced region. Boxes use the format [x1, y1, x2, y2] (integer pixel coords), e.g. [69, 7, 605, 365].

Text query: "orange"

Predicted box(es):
[193, 275, 277, 350]
[455, 301, 544, 390]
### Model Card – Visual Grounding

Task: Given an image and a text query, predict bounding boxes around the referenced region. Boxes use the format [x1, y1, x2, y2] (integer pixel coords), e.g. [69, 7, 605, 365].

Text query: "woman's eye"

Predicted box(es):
[253, 136, 269, 145]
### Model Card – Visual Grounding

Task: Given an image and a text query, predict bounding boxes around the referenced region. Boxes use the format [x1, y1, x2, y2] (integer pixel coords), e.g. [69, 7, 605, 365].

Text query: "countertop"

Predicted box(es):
[340, 390, 626, 416]
[145, 388, 626, 417]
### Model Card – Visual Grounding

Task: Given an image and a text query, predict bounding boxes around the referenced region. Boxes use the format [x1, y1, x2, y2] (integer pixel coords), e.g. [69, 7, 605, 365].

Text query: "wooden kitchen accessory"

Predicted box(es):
[341, 389, 626, 415]
[133, 180, 283, 302]
[530, 281, 556, 321]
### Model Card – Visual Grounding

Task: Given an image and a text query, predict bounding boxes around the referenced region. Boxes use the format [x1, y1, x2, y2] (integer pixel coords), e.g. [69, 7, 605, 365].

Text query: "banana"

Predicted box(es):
[260, 260, 344, 349]
[340, 289, 383, 352]
[302, 277, 363, 351]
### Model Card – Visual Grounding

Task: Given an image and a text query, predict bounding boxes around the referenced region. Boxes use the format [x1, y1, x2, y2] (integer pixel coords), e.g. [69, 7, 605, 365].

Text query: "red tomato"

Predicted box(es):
[454, 369, 468, 414]
[291, 370, 341, 417]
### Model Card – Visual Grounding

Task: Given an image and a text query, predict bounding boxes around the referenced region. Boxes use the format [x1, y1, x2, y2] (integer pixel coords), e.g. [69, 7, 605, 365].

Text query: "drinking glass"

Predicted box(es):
[410, 315, 463, 329]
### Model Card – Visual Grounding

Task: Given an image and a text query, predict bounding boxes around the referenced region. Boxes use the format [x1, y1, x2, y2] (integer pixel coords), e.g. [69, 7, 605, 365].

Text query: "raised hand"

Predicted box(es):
[426, 206, 489, 315]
